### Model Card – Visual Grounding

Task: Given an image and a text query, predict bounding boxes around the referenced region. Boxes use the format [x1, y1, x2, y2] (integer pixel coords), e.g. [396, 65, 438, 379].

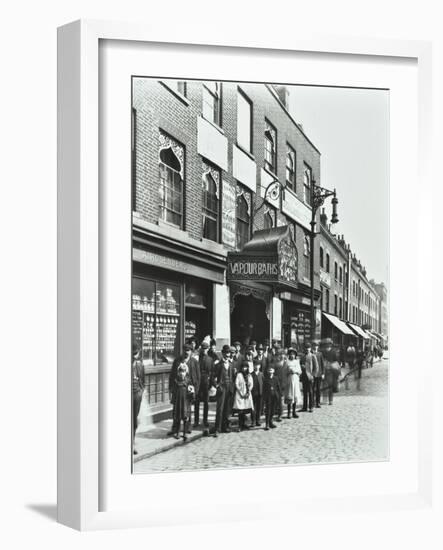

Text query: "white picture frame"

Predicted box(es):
[57, 19, 434, 531]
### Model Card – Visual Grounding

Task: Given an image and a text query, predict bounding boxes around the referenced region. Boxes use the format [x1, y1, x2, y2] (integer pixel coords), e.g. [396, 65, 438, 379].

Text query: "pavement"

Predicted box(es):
[133, 357, 388, 473]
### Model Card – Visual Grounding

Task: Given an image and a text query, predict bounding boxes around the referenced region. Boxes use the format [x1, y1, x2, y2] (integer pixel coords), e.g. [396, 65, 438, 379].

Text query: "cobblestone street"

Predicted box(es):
[134, 360, 389, 474]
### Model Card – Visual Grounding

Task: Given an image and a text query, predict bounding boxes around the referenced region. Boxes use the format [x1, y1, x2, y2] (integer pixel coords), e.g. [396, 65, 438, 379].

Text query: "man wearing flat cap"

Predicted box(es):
[169, 343, 200, 435]
[211, 344, 235, 436]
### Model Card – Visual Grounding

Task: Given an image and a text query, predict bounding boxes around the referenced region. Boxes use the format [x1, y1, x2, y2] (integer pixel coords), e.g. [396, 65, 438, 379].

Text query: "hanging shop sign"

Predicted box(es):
[227, 225, 298, 291]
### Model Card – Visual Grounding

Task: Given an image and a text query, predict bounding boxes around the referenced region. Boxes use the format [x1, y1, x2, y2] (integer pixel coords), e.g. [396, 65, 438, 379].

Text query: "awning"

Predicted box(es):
[347, 322, 370, 339]
[227, 225, 299, 292]
[323, 313, 355, 336]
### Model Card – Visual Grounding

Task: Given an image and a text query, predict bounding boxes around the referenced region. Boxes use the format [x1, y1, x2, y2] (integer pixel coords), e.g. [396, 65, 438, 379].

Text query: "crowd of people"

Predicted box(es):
[131, 336, 383, 450]
[154, 336, 381, 442]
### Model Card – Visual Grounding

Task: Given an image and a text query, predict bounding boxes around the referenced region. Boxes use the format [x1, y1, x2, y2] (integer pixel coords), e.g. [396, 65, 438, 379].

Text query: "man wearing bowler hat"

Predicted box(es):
[194, 341, 214, 427]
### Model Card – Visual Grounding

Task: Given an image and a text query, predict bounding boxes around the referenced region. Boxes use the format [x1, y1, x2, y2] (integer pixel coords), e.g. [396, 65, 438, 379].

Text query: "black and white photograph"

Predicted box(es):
[131, 77, 389, 474]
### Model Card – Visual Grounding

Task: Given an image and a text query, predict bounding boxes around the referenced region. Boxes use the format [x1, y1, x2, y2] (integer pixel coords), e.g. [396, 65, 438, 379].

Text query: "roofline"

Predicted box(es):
[265, 84, 322, 155]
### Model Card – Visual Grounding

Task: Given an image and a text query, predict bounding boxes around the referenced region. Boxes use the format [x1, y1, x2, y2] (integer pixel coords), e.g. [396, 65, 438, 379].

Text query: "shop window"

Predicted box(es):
[264, 120, 277, 173]
[286, 144, 296, 191]
[237, 89, 252, 153]
[236, 185, 252, 249]
[303, 163, 312, 205]
[132, 277, 181, 367]
[320, 246, 324, 268]
[202, 82, 221, 126]
[159, 133, 184, 228]
[202, 163, 220, 242]
[185, 281, 212, 345]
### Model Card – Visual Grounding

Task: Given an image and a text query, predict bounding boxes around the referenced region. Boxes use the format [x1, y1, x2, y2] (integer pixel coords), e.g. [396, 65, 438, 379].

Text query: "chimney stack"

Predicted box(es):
[274, 85, 290, 109]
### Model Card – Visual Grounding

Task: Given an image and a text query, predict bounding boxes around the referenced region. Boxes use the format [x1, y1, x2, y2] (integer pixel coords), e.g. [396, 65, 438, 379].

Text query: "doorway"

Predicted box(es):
[230, 293, 270, 347]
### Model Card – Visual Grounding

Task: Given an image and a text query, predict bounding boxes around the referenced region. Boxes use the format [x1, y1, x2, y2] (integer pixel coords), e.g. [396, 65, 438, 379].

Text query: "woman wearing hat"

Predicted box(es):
[282, 348, 302, 418]
[232, 361, 254, 431]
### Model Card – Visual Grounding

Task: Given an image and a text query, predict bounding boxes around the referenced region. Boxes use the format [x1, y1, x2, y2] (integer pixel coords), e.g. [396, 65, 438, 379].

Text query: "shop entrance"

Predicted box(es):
[230, 293, 270, 347]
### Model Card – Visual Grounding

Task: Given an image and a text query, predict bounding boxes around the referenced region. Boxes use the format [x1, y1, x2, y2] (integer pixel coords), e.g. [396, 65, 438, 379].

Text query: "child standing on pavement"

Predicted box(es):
[172, 363, 193, 440]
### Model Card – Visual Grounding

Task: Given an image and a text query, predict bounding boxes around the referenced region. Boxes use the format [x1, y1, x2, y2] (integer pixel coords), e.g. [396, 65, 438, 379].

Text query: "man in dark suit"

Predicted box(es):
[254, 344, 268, 372]
[300, 342, 317, 412]
[194, 341, 213, 427]
[132, 345, 145, 454]
[211, 344, 235, 436]
[262, 366, 281, 430]
[251, 361, 264, 426]
[168, 344, 200, 435]
[312, 341, 325, 408]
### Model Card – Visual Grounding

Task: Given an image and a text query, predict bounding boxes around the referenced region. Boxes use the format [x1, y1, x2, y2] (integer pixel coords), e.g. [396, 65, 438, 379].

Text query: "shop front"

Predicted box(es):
[227, 225, 299, 349]
[322, 312, 356, 348]
[132, 226, 225, 410]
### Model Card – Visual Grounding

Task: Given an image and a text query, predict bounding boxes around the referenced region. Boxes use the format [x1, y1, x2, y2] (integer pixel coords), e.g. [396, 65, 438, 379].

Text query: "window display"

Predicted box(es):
[132, 277, 181, 366]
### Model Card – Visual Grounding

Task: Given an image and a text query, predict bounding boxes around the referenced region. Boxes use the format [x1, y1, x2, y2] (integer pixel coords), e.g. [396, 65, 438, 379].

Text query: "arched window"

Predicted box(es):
[326, 253, 330, 273]
[159, 145, 183, 227]
[303, 164, 312, 205]
[320, 246, 324, 268]
[202, 171, 220, 242]
[264, 121, 277, 173]
[264, 207, 275, 230]
[236, 188, 251, 249]
[286, 145, 296, 190]
[303, 234, 310, 278]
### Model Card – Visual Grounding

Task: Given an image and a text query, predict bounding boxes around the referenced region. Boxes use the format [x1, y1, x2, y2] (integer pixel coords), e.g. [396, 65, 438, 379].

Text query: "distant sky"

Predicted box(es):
[288, 86, 389, 288]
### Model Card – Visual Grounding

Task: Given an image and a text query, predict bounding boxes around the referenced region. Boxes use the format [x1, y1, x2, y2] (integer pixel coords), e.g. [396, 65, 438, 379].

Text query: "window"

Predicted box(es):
[264, 120, 277, 173]
[326, 289, 330, 313]
[326, 253, 330, 273]
[202, 82, 221, 126]
[164, 79, 187, 97]
[320, 246, 324, 268]
[320, 287, 324, 311]
[303, 233, 310, 279]
[339, 266, 343, 283]
[286, 144, 296, 190]
[236, 185, 251, 249]
[237, 89, 252, 153]
[264, 207, 276, 229]
[202, 164, 220, 242]
[159, 135, 184, 228]
[303, 163, 312, 205]
[339, 297, 343, 318]
[334, 294, 338, 316]
[334, 261, 338, 280]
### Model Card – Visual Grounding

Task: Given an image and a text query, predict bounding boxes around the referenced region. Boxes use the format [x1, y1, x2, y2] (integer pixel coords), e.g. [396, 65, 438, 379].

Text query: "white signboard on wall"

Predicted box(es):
[222, 179, 237, 248]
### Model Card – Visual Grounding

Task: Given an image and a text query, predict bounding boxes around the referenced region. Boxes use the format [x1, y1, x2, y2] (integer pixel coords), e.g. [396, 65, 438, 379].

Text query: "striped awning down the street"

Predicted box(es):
[322, 313, 356, 336]
[347, 322, 370, 339]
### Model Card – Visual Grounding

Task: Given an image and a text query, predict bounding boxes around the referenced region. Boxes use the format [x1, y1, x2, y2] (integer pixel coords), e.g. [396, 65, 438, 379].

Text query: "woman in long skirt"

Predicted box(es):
[282, 348, 302, 418]
[232, 362, 254, 431]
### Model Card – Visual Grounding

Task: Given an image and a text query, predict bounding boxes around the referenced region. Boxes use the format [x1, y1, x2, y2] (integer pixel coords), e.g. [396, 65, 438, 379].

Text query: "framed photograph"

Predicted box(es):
[57, 20, 433, 530]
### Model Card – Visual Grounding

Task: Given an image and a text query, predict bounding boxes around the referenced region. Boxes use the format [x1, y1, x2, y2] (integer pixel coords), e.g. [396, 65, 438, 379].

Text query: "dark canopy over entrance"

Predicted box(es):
[226, 225, 299, 291]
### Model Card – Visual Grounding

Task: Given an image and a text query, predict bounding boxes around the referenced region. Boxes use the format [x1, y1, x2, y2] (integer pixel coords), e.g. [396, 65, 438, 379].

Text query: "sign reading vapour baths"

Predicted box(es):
[228, 257, 279, 279]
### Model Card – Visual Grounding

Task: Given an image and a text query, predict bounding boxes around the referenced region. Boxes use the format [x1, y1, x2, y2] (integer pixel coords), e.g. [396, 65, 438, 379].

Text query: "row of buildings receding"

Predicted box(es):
[131, 78, 388, 411]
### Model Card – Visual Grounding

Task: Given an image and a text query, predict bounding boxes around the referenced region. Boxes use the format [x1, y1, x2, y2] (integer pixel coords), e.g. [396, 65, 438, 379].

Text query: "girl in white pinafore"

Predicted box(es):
[283, 348, 302, 418]
[232, 362, 254, 431]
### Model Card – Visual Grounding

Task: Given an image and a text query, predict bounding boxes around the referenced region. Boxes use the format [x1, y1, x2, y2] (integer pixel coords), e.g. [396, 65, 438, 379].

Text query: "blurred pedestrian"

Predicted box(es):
[132, 345, 145, 454]
[323, 339, 341, 405]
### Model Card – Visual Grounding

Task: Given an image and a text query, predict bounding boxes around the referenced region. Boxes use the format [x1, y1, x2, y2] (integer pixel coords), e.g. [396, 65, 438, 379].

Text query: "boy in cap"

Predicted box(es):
[262, 365, 281, 430]
[168, 343, 200, 435]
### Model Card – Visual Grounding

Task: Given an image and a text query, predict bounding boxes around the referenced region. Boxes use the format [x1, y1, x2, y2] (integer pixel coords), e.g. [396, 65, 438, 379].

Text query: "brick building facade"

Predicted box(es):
[132, 78, 322, 410]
